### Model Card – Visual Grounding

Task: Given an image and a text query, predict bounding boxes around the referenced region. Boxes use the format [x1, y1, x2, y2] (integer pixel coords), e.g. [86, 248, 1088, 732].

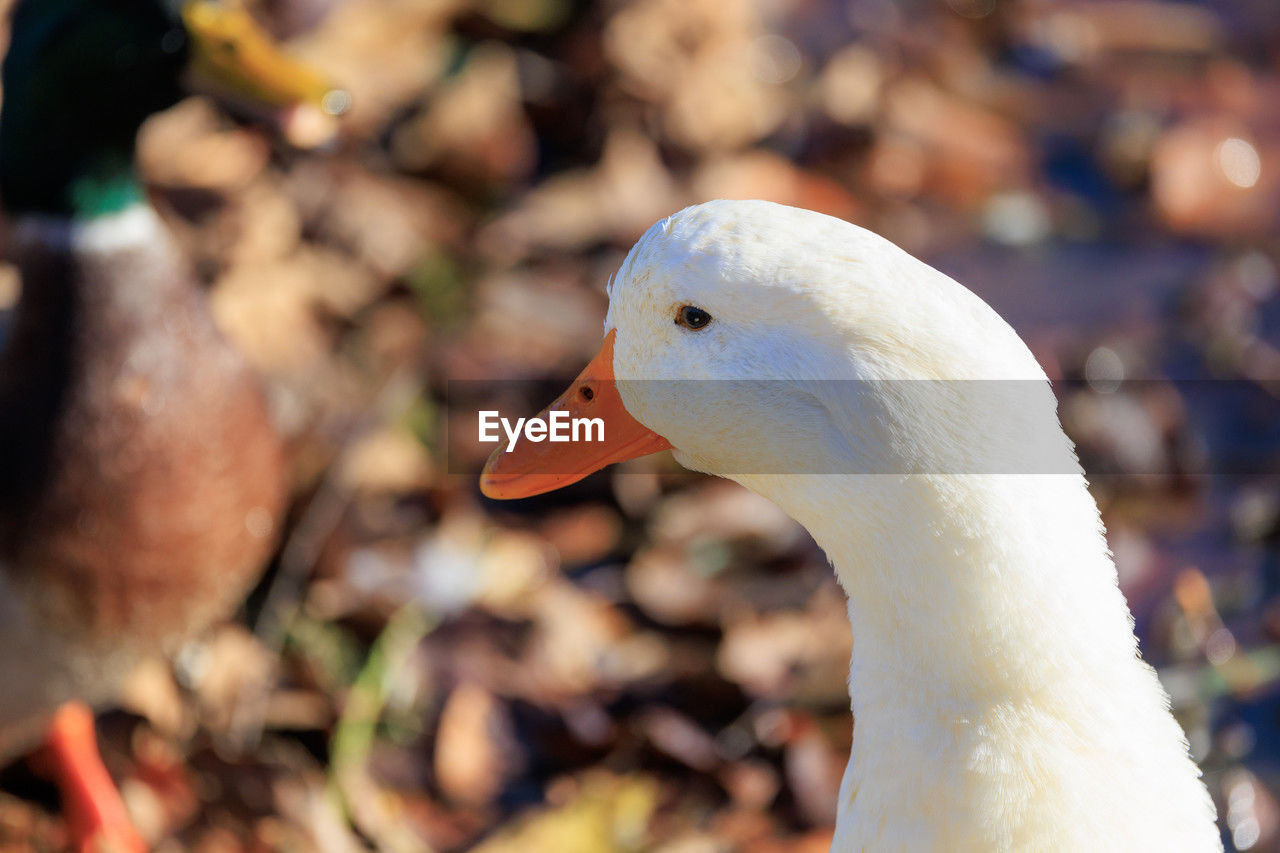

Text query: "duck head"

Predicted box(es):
[0, 0, 346, 217]
[481, 199, 1056, 499]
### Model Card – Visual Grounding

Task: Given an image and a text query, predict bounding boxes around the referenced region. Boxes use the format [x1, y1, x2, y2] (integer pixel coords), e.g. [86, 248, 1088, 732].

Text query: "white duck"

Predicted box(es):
[481, 200, 1222, 851]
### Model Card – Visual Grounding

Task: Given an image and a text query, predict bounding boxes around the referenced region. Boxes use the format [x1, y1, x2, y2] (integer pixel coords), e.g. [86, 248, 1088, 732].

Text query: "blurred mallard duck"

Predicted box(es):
[0, 1, 345, 849]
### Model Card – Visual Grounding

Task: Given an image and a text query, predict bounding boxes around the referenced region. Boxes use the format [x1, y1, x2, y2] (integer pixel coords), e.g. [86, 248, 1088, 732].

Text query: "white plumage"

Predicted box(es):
[601, 200, 1221, 851]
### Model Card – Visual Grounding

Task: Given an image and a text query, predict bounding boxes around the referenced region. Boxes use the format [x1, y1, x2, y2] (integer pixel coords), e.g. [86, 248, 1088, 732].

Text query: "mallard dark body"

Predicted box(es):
[0, 208, 286, 758]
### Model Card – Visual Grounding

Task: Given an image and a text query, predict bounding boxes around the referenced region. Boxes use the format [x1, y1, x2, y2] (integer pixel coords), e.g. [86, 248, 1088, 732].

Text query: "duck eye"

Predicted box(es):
[675, 305, 712, 330]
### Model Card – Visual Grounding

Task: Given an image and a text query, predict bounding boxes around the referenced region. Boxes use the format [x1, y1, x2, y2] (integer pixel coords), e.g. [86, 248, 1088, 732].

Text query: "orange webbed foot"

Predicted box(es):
[40, 702, 147, 853]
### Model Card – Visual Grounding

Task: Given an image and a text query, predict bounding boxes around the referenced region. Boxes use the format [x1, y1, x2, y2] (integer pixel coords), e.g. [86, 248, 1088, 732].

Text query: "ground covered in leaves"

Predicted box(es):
[3, 0, 1280, 850]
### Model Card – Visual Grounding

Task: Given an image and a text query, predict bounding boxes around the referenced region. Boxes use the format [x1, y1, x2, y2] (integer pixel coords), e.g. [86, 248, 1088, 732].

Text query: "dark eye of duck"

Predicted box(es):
[675, 305, 712, 330]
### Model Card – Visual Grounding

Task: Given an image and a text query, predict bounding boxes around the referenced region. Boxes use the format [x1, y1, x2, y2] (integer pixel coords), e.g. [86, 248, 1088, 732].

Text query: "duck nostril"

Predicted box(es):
[579, 384, 595, 402]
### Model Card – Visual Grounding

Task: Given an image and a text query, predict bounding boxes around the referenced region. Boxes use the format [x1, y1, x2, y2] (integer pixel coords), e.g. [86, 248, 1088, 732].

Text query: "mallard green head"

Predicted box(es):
[0, 0, 345, 218]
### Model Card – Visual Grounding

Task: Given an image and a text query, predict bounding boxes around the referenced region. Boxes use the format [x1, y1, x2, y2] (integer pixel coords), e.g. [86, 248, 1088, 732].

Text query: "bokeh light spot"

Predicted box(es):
[1217, 137, 1261, 188]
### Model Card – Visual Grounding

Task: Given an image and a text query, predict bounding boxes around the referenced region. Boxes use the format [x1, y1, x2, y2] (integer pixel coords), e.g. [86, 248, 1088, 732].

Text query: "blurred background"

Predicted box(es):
[3, 0, 1280, 849]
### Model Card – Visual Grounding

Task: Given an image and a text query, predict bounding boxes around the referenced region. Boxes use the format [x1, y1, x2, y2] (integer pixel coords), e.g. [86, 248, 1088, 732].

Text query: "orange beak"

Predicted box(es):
[480, 330, 672, 499]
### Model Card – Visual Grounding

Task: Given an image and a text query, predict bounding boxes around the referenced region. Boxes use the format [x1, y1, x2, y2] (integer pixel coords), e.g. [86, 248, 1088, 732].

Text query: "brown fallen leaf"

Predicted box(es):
[434, 681, 512, 807]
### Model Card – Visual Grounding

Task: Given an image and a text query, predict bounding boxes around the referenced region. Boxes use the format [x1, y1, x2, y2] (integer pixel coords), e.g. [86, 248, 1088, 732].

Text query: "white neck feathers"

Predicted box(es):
[747, 471, 1220, 850]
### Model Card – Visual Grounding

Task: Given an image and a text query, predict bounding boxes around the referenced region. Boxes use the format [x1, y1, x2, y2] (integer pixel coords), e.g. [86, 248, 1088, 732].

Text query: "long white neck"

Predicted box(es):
[740, 471, 1221, 851]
